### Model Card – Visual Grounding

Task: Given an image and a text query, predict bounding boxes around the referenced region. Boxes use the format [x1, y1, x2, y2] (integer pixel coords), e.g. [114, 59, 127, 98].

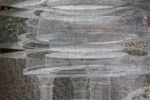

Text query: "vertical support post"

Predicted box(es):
[71, 77, 88, 100]
[37, 75, 54, 100]
[90, 77, 111, 100]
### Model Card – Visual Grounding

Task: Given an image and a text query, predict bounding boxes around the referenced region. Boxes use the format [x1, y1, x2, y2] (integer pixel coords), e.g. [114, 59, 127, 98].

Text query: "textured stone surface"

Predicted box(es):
[0, 57, 73, 100]
[0, 58, 38, 100]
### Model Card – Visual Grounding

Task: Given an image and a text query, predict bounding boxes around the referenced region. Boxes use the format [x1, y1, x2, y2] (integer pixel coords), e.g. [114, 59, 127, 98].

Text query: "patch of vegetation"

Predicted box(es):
[125, 41, 149, 56]
[126, 41, 150, 49]
[126, 49, 148, 56]
[133, 87, 150, 100]
[86, 79, 90, 99]
[0, 15, 26, 43]
[23, 42, 49, 49]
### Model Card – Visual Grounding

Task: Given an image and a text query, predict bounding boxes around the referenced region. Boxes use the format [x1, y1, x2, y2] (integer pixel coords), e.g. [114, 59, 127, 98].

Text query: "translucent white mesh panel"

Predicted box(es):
[21, 1, 150, 100]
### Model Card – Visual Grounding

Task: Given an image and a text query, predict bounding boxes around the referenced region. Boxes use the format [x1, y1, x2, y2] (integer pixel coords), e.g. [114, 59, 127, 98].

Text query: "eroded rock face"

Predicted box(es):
[0, 58, 38, 100]
[0, 57, 73, 100]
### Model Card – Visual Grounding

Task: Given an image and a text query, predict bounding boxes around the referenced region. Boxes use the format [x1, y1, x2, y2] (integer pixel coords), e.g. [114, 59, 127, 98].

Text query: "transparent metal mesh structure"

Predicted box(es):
[9, 0, 150, 100]
[37, 6, 139, 43]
